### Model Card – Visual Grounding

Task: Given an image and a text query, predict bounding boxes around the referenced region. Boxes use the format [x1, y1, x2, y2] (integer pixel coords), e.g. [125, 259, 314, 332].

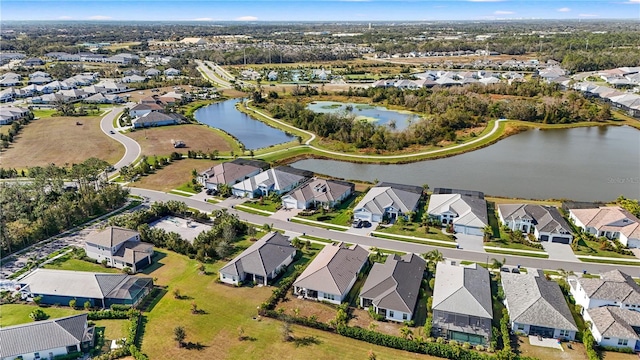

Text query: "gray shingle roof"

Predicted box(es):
[293, 243, 368, 296]
[0, 314, 89, 358]
[501, 271, 577, 331]
[87, 226, 139, 248]
[355, 184, 422, 216]
[499, 204, 572, 234]
[577, 270, 640, 304]
[201, 161, 262, 186]
[285, 178, 354, 206]
[360, 253, 426, 313]
[428, 194, 488, 228]
[586, 306, 640, 340]
[432, 262, 493, 319]
[219, 232, 296, 278]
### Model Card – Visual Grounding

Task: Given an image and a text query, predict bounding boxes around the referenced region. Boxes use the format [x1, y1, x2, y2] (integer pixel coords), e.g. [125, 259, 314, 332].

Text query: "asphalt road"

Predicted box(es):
[128, 188, 640, 276]
[195, 60, 232, 88]
[100, 106, 141, 173]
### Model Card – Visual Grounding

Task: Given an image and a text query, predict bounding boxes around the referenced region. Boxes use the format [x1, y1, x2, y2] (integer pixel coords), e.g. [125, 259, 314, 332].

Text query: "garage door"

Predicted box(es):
[540, 235, 549, 241]
[551, 236, 571, 244]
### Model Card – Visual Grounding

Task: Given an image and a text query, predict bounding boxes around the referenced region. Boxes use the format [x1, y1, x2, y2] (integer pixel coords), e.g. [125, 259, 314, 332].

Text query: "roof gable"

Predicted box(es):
[219, 232, 296, 278]
[432, 263, 492, 318]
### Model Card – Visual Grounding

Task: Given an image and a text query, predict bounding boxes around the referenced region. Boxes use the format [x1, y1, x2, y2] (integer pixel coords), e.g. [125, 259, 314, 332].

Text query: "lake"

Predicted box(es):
[306, 101, 420, 131]
[291, 126, 640, 201]
[195, 99, 294, 150]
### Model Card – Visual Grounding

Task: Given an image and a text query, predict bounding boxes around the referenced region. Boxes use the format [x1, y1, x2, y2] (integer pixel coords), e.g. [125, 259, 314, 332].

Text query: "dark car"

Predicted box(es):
[109, 130, 115, 134]
[500, 267, 510, 273]
[362, 221, 372, 228]
[511, 268, 520, 274]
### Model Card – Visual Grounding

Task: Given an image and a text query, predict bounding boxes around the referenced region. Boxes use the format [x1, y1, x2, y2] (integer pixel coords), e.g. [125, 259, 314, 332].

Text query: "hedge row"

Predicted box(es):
[262, 309, 333, 332]
[91, 310, 148, 360]
[582, 328, 600, 360]
[88, 310, 131, 320]
[53, 352, 82, 360]
[260, 267, 304, 311]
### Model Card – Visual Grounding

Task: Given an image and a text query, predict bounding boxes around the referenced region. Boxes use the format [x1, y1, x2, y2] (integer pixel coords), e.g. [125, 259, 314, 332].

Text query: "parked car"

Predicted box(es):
[511, 268, 520, 274]
[362, 221, 371, 228]
[109, 130, 115, 134]
[352, 219, 363, 228]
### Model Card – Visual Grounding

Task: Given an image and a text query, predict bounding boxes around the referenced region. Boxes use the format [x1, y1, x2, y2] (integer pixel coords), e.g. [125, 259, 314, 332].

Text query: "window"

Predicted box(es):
[618, 339, 628, 346]
[34, 353, 40, 360]
[559, 330, 570, 337]
[517, 324, 525, 331]
[403, 313, 408, 320]
[389, 311, 394, 317]
[323, 293, 335, 301]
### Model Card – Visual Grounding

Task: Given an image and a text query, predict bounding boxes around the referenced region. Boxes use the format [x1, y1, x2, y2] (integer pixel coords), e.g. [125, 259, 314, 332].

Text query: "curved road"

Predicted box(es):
[100, 106, 142, 174]
[128, 187, 640, 276]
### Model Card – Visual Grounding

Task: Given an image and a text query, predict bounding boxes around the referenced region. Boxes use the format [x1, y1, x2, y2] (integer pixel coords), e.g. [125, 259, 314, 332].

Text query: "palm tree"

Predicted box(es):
[482, 225, 493, 243]
[400, 325, 414, 340]
[174, 326, 186, 348]
[423, 249, 444, 274]
[490, 257, 506, 271]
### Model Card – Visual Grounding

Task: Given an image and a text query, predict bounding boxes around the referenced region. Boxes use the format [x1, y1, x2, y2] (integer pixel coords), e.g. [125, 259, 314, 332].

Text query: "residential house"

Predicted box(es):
[84, 226, 154, 272]
[29, 71, 50, 79]
[352, 182, 423, 223]
[293, 243, 368, 305]
[122, 75, 147, 83]
[219, 232, 297, 286]
[281, 178, 354, 210]
[427, 192, 488, 236]
[232, 166, 312, 199]
[359, 253, 426, 322]
[432, 262, 493, 344]
[180, 37, 207, 45]
[131, 112, 179, 128]
[0, 76, 20, 87]
[568, 270, 640, 311]
[498, 204, 573, 244]
[23, 57, 44, 67]
[569, 207, 640, 248]
[267, 71, 278, 81]
[0, 88, 16, 103]
[198, 158, 267, 191]
[0, 314, 94, 360]
[144, 68, 161, 77]
[19, 269, 153, 308]
[0, 106, 29, 125]
[84, 92, 123, 104]
[129, 102, 164, 117]
[59, 88, 89, 101]
[164, 68, 181, 76]
[583, 306, 640, 351]
[501, 270, 578, 340]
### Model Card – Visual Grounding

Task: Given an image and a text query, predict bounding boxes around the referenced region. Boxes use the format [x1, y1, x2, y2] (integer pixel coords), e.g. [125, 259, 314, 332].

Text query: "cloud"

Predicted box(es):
[235, 16, 258, 21]
[494, 10, 514, 15]
[88, 15, 112, 20]
[557, 7, 571, 12]
[623, 0, 640, 3]
[193, 18, 213, 21]
[58, 16, 73, 20]
[579, 13, 598, 17]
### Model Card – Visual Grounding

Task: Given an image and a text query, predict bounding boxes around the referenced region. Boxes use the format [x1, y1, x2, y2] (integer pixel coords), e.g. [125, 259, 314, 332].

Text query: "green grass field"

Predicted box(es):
[377, 224, 455, 242]
[43, 257, 121, 273]
[371, 232, 458, 248]
[242, 199, 281, 212]
[484, 248, 549, 259]
[0, 304, 84, 327]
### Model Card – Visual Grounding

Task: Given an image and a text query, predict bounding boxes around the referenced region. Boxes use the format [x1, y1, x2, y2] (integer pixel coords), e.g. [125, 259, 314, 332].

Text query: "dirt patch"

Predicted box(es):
[129, 158, 216, 192]
[348, 308, 405, 337]
[276, 295, 337, 325]
[126, 124, 232, 157]
[0, 115, 124, 169]
[122, 86, 192, 103]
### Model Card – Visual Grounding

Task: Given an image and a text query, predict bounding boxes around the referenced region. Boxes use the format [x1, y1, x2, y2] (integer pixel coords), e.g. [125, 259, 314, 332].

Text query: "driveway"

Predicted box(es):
[541, 242, 579, 262]
[455, 234, 485, 252]
[346, 222, 378, 236]
[270, 208, 303, 222]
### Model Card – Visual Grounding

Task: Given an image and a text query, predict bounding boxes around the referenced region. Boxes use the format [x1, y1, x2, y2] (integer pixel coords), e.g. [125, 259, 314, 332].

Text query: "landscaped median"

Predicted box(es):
[290, 217, 349, 231]
[483, 246, 549, 259]
[370, 231, 458, 248]
[576, 255, 640, 266]
[234, 204, 276, 216]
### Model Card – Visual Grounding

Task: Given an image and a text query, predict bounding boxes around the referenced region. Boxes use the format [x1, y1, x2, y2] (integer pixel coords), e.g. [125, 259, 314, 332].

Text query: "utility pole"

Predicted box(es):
[243, 48, 246, 65]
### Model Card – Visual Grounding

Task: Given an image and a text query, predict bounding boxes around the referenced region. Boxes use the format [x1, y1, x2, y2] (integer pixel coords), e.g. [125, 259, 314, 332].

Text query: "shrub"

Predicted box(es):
[475, 345, 485, 352]
[53, 351, 82, 360]
[69, 299, 77, 309]
[33, 295, 42, 306]
[30, 308, 48, 321]
[462, 342, 471, 350]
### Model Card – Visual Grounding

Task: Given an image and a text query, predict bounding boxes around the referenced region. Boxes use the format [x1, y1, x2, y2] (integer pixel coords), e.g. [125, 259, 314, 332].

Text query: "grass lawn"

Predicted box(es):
[140, 248, 431, 360]
[129, 159, 214, 192]
[297, 194, 358, 227]
[0, 115, 124, 169]
[579, 258, 640, 266]
[515, 335, 588, 360]
[377, 223, 455, 242]
[602, 351, 640, 360]
[126, 124, 235, 158]
[485, 248, 549, 258]
[94, 319, 129, 342]
[242, 198, 281, 212]
[486, 239, 547, 252]
[43, 257, 121, 273]
[0, 304, 85, 327]
[290, 217, 348, 231]
[372, 232, 458, 248]
[32, 109, 57, 118]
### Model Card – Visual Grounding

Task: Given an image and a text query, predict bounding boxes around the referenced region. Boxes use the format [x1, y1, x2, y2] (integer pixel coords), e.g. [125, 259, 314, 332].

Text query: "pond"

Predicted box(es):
[306, 101, 420, 131]
[195, 99, 294, 150]
[290, 126, 640, 202]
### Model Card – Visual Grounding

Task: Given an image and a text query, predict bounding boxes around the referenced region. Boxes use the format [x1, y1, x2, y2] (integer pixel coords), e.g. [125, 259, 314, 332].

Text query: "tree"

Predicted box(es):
[174, 326, 186, 348]
[69, 299, 77, 309]
[400, 325, 414, 340]
[237, 326, 246, 341]
[281, 321, 292, 342]
[423, 249, 444, 274]
[33, 296, 42, 306]
[483, 225, 493, 243]
[84, 301, 91, 310]
[491, 257, 506, 270]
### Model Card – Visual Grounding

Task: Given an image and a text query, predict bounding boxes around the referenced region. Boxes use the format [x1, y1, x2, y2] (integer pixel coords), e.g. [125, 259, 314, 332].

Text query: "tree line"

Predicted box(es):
[259, 79, 610, 152]
[0, 159, 129, 255]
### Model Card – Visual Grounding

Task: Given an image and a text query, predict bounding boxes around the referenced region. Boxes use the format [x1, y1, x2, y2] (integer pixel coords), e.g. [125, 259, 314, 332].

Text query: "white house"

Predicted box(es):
[583, 306, 640, 351]
[198, 159, 267, 191]
[498, 204, 573, 244]
[293, 243, 368, 305]
[129, 103, 164, 118]
[0, 106, 29, 125]
[569, 207, 640, 248]
[352, 182, 422, 223]
[281, 178, 354, 210]
[568, 270, 640, 311]
[231, 166, 312, 199]
[359, 253, 425, 322]
[218, 232, 296, 286]
[502, 270, 578, 340]
[164, 68, 181, 76]
[84, 226, 154, 273]
[0, 314, 94, 360]
[427, 193, 488, 236]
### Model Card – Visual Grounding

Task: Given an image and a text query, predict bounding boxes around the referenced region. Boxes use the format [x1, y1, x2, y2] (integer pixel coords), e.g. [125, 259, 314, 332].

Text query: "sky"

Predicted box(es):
[1, 0, 639, 21]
